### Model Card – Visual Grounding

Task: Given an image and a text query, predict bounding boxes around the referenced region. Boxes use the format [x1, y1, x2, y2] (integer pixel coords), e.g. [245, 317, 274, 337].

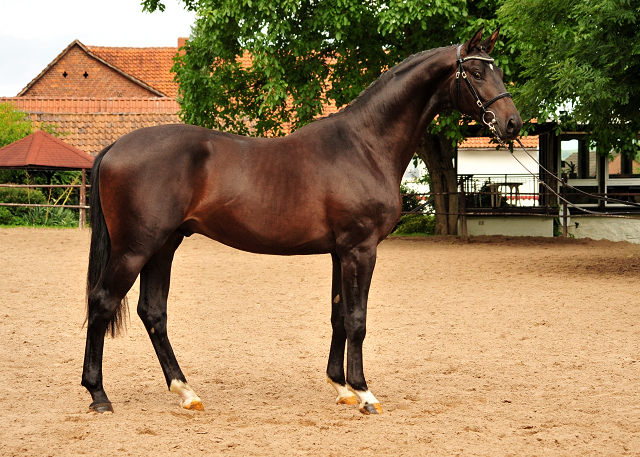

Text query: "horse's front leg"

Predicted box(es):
[337, 243, 382, 415]
[326, 253, 358, 406]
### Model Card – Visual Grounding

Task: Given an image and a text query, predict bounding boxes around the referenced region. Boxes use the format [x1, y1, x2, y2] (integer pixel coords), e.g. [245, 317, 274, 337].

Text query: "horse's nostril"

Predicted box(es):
[506, 116, 521, 135]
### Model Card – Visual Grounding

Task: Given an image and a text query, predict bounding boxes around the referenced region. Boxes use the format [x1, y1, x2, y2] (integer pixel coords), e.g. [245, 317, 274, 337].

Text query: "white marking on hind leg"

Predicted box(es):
[170, 379, 204, 411]
[327, 376, 357, 405]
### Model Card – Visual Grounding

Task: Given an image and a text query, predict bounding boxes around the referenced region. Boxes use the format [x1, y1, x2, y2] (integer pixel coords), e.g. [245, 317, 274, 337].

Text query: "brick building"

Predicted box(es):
[1, 39, 184, 155]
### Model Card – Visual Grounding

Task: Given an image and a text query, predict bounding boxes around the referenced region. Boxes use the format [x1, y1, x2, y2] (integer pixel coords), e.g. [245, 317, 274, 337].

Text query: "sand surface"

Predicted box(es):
[2, 227, 640, 456]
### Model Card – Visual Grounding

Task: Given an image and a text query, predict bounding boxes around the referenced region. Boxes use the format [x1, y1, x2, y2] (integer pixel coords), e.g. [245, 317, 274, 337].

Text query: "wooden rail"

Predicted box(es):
[0, 170, 89, 227]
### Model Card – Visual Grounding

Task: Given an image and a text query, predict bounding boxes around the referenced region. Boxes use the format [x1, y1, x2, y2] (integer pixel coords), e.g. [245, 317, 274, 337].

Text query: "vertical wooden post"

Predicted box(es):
[598, 154, 606, 210]
[458, 176, 467, 237]
[79, 169, 86, 229]
[562, 178, 568, 237]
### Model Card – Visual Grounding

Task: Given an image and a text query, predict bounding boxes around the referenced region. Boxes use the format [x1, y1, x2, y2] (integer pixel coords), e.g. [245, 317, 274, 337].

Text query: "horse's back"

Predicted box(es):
[99, 124, 342, 254]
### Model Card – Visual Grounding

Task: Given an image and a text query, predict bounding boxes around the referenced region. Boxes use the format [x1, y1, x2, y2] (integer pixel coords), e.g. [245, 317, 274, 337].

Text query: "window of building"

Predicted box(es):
[561, 139, 596, 179]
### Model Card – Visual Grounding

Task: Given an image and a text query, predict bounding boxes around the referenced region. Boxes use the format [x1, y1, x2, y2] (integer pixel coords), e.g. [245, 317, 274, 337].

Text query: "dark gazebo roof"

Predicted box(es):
[0, 130, 94, 170]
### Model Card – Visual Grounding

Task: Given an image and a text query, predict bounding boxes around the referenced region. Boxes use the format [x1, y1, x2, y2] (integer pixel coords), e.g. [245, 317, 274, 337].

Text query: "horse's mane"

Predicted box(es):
[325, 46, 452, 119]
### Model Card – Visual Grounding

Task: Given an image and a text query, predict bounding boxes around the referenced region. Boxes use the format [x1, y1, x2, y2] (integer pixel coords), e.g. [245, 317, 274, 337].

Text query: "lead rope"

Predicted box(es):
[508, 138, 640, 217]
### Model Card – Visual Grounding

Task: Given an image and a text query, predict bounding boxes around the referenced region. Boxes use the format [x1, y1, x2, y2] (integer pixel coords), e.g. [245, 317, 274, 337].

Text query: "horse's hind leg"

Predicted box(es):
[326, 253, 358, 406]
[82, 250, 149, 413]
[137, 232, 203, 411]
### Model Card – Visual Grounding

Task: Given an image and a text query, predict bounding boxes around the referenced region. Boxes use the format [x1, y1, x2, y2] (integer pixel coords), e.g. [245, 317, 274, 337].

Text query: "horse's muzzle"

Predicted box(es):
[503, 113, 523, 140]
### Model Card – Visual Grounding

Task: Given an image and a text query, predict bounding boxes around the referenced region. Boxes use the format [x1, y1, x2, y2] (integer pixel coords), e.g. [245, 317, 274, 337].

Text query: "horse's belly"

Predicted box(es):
[188, 206, 335, 255]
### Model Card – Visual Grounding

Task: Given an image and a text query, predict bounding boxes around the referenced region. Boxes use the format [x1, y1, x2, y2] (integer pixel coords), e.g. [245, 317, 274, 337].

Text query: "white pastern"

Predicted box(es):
[327, 376, 357, 404]
[170, 379, 203, 410]
[350, 388, 379, 407]
[348, 386, 383, 413]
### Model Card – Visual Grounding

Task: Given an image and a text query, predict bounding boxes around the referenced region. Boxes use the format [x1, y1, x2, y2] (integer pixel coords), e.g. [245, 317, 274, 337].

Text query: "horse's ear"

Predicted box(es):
[465, 28, 484, 54]
[478, 27, 500, 54]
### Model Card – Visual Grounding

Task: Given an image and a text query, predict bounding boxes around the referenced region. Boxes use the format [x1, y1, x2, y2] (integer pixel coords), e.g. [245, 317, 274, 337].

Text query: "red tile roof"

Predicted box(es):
[32, 112, 181, 155]
[0, 130, 94, 169]
[88, 46, 179, 98]
[460, 135, 538, 149]
[1, 97, 180, 155]
[1, 97, 179, 114]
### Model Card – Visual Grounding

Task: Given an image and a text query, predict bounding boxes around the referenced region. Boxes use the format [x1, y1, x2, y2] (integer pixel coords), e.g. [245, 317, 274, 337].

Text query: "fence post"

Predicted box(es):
[79, 169, 86, 229]
[562, 178, 568, 237]
[458, 177, 467, 237]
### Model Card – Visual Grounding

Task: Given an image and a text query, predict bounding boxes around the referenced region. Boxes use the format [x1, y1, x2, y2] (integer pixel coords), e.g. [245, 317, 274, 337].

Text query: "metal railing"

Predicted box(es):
[458, 173, 540, 208]
[401, 173, 640, 237]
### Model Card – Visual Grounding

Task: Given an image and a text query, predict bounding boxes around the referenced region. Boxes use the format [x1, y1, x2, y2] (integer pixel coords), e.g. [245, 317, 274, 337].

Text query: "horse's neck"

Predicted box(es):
[346, 48, 455, 184]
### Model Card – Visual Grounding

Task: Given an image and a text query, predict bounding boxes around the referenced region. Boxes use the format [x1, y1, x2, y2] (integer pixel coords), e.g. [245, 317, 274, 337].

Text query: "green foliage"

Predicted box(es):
[0, 207, 16, 225]
[499, 0, 640, 156]
[0, 187, 47, 218]
[393, 214, 436, 236]
[395, 184, 435, 235]
[399, 183, 424, 213]
[0, 187, 50, 226]
[0, 188, 79, 227]
[0, 170, 82, 204]
[0, 102, 62, 148]
[19, 206, 79, 227]
[0, 103, 33, 148]
[142, 0, 198, 12]
[171, 0, 511, 137]
[0, 173, 82, 226]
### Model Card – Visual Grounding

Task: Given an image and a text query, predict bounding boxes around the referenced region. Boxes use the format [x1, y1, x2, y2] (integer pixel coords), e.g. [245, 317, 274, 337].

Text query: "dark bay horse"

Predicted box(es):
[82, 28, 522, 414]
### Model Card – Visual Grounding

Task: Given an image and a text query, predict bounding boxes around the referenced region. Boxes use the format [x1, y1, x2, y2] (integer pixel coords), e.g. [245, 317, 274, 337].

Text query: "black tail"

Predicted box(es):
[86, 143, 128, 337]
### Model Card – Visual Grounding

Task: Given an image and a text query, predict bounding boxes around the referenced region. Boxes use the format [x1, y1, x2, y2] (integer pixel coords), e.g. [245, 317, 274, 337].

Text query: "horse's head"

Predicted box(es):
[452, 28, 522, 142]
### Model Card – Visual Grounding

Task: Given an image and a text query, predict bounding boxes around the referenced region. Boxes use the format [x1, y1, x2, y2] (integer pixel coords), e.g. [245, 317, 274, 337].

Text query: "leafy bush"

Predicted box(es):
[19, 206, 79, 227]
[0, 206, 16, 225]
[392, 214, 435, 236]
[0, 187, 46, 218]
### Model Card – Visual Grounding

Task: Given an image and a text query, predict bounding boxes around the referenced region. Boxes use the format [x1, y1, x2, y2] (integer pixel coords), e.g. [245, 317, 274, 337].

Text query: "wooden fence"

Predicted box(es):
[0, 170, 89, 228]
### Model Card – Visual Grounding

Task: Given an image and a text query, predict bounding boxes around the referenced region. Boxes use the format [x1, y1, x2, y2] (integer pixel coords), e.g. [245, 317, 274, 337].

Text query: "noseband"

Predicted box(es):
[455, 44, 512, 145]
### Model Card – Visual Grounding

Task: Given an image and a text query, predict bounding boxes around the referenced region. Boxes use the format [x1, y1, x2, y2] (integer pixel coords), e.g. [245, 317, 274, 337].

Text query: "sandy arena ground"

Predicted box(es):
[2, 227, 640, 456]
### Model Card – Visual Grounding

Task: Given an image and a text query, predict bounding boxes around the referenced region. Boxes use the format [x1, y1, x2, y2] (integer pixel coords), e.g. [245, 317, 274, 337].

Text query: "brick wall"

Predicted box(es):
[22, 44, 158, 98]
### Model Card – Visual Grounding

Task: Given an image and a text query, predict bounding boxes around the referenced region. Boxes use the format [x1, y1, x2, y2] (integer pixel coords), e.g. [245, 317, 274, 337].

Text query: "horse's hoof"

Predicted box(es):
[183, 399, 204, 411]
[89, 402, 114, 414]
[337, 395, 358, 406]
[359, 403, 383, 415]
[171, 379, 204, 412]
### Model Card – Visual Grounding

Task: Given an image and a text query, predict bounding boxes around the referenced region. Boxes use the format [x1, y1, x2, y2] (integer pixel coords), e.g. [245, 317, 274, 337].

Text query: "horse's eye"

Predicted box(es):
[473, 71, 482, 80]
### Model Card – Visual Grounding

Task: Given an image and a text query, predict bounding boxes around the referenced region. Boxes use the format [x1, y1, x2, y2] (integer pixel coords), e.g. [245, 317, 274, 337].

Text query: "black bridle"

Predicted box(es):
[455, 44, 512, 145]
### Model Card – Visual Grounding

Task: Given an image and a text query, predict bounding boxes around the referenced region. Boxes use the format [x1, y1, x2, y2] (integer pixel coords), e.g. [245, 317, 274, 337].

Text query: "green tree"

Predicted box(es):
[0, 102, 33, 148]
[499, 0, 640, 157]
[146, 0, 513, 234]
